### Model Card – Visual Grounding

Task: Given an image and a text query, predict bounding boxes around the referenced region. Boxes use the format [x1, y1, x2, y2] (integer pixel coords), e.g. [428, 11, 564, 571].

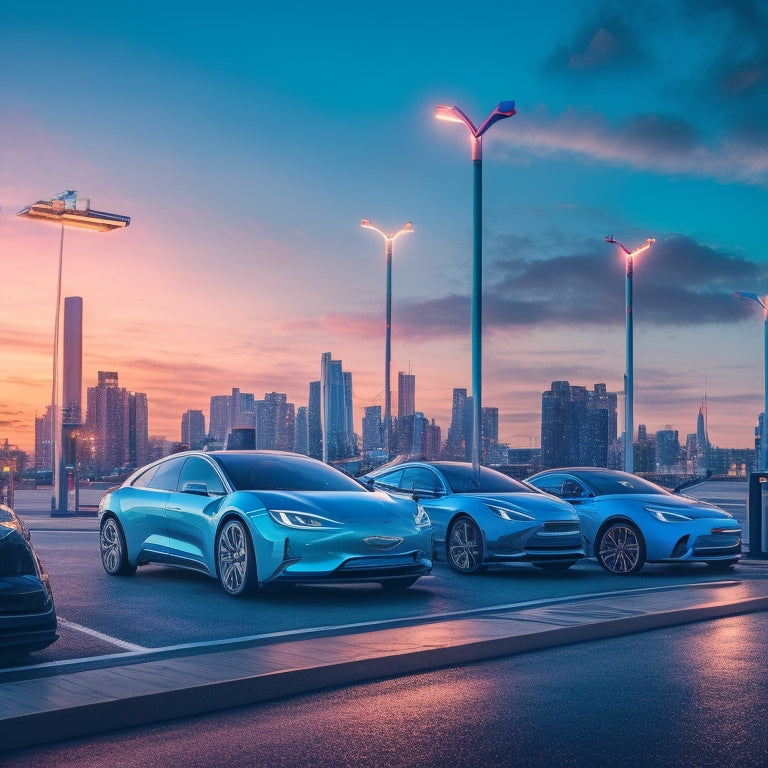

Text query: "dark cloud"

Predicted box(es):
[395, 234, 768, 337]
[542, 6, 647, 74]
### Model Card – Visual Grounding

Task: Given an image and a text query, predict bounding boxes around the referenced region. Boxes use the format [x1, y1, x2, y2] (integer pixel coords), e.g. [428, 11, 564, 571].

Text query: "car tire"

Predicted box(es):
[447, 515, 485, 574]
[217, 518, 256, 597]
[100, 517, 136, 576]
[596, 521, 645, 574]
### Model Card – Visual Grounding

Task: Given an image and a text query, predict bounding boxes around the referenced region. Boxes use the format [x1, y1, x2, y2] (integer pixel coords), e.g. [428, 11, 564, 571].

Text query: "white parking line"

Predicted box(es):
[58, 618, 149, 652]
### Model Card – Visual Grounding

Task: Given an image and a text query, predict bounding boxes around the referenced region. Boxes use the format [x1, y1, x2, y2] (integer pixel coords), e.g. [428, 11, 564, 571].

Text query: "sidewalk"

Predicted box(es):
[2, 577, 768, 751]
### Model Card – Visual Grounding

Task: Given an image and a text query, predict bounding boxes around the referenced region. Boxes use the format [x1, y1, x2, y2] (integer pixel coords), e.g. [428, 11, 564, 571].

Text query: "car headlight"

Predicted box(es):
[414, 504, 430, 528]
[268, 510, 341, 529]
[486, 504, 534, 522]
[646, 506, 693, 523]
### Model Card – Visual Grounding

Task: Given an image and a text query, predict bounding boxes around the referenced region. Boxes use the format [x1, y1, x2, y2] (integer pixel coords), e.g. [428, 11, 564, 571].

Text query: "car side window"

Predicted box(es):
[144, 457, 185, 491]
[130, 464, 159, 488]
[179, 457, 226, 495]
[399, 467, 442, 493]
[531, 475, 568, 497]
[561, 479, 588, 497]
[373, 470, 403, 492]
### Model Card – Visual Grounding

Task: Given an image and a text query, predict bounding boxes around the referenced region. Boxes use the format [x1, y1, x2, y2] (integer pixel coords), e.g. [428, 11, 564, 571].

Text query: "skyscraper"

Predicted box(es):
[86, 371, 127, 474]
[209, 395, 230, 447]
[362, 405, 383, 453]
[445, 388, 472, 460]
[255, 392, 295, 451]
[181, 409, 206, 450]
[320, 352, 355, 462]
[308, 380, 322, 460]
[129, 392, 149, 468]
[541, 381, 618, 469]
[294, 405, 309, 456]
[397, 371, 415, 419]
[62, 296, 83, 425]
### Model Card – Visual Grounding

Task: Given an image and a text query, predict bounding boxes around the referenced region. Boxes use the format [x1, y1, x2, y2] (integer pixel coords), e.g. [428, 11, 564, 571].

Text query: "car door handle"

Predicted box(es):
[167, 505, 183, 511]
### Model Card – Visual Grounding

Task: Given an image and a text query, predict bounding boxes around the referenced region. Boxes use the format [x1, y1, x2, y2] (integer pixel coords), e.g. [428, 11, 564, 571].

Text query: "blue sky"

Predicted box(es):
[1, 0, 767, 452]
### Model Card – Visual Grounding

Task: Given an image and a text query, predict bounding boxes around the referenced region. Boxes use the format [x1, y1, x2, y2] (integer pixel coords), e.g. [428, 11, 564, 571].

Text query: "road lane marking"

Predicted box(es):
[58, 618, 150, 652]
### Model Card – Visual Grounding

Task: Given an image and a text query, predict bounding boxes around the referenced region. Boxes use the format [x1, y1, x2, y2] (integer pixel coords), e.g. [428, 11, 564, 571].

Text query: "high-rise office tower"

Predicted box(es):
[34, 406, 54, 471]
[255, 392, 295, 451]
[86, 371, 128, 473]
[398, 372, 415, 419]
[481, 406, 499, 461]
[445, 388, 473, 460]
[362, 405, 383, 453]
[209, 395, 231, 447]
[294, 406, 309, 456]
[181, 409, 206, 450]
[129, 392, 149, 468]
[308, 380, 322, 460]
[62, 296, 83, 425]
[320, 352, 355, 462]
[541, 381, 617, 469]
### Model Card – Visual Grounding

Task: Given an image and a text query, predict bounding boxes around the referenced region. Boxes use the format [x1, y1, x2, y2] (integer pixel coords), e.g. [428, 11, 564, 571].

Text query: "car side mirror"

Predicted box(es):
[182, 481, 211, 497]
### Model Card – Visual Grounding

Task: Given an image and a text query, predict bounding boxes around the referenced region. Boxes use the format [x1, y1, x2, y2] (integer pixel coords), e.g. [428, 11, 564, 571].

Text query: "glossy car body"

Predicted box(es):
[0, 505, 58, 653]
[98, 450, 432, 595]
[525, 467, 742, 574]
[359, 461, 585, 573]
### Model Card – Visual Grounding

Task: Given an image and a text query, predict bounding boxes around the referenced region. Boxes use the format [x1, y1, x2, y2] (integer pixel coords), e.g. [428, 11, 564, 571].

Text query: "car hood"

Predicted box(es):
[593, 493, 734, 520]
[456, 492, 579, 519]
[243, 489, 419, 524]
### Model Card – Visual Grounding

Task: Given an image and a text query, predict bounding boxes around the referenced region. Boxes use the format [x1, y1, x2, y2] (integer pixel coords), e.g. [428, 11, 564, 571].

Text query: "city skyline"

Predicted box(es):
[2, 1, 767, 456]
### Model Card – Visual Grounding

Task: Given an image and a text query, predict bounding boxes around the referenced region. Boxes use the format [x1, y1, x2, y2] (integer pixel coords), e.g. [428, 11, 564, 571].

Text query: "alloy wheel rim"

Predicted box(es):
[449, 520, 480, 571]
[101, 520, 121, 571]
[600, 526, 640, 573]
[219, 522, 247, 592]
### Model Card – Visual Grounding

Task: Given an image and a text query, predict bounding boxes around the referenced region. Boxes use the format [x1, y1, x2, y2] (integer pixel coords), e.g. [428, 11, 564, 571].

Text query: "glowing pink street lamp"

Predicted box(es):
[361, 219, 413, 459]
[605, 236, 655, 474]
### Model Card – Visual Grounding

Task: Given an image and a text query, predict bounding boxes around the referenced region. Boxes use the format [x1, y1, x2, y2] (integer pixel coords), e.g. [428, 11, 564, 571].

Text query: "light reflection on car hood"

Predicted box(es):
[241, 489, 417, 524]
[448, 492, 579, 518]
[591, 493, 734, 519]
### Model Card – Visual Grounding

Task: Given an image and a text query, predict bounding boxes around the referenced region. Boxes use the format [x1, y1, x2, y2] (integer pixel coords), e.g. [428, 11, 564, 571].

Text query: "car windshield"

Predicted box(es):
[436, 463, 533, 494]
[577, 471, 669, 496]
[211, 453, 365, 492]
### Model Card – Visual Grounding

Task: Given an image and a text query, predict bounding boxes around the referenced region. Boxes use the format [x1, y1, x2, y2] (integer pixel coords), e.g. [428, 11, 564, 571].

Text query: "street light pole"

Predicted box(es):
[436, 101, 516, 478]
[605, 236, 654, 474]
[18, 191, 129, 514]
[735, 291, 768, 470]
[361, 219, 413, 459]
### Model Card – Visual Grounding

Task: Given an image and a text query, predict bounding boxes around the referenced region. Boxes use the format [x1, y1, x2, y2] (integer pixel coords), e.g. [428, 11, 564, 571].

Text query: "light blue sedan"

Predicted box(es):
[359, 461, 585, 574]
[525, 467, 742, 574]
[99, 450, 432, 596]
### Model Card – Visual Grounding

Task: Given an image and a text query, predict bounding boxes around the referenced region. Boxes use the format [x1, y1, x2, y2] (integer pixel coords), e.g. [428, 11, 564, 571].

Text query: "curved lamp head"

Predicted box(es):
[435, 101, 516, 138]
[361, 219, 413, 241]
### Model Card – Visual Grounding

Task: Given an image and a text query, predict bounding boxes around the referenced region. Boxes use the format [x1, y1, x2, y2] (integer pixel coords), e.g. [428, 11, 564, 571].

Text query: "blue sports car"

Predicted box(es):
[359, 461, 585, 574]
[99, 450, 432, 595]
[525, 467, 742, 574]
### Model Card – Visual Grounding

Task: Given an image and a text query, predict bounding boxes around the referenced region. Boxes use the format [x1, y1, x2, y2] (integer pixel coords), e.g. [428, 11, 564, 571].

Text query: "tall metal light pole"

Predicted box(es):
[735, 291, 768, 470]
[605, 236, 654, 474]
[18, 190, 130, 514]
[360, 219, 413, 459]
[436, 101, 516, 478]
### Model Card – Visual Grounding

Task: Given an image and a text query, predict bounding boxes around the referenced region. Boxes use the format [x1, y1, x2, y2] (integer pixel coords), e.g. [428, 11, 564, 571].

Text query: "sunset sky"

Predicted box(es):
[2, 0, 767, 455]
